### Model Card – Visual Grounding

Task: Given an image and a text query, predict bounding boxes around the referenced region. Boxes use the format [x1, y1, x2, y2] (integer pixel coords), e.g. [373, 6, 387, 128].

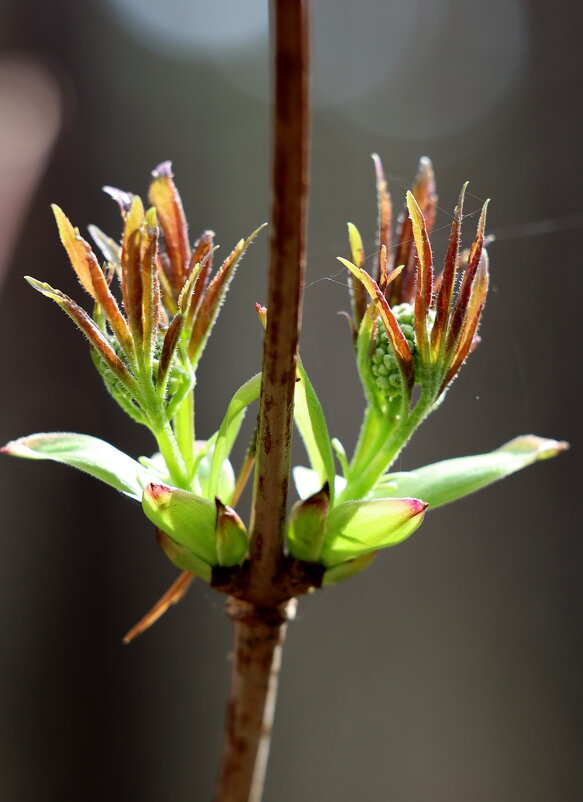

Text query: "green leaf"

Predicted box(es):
[320, 497, 427, 566]
[196, 451, 235, 504]
[156, 529, 211, 582]
[372, 435, 569, 508]
[142, 483, 217, 566]
[322, 551, 378, 586]
[207, 373, 262, 502]
[294, 357, 337, 501]
[2, 432, 152, 500]
[293, 466, 346, 501]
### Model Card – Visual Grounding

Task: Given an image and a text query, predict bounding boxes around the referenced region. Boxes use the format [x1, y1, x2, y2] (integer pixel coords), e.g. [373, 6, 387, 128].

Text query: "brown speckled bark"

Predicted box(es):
[247, 0, 310, 605]
[212, 2, 310, 800]
[212, 599, 296, 802]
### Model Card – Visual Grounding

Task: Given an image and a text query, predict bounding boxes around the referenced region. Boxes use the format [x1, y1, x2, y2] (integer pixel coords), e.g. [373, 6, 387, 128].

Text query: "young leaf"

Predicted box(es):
[188, 225, 266, 367]
[293, 466, 347, 501]
[206, 373, 262, 502]
[51, 205, 98, 300]
[25, 278, 137, 393]
[148, 161, 191, 292]
[156, 530, 211, 582]
[88, 224, 122, 266]
[294, 356, 337, 502]
[322, 551, 378, 586]
[320, 497, 427, 566]
[2, 432, 152, 499]
[373, 435, 569, 508]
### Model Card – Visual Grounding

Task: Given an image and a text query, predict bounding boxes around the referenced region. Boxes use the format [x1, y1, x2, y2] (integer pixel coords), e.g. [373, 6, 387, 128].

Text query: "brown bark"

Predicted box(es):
[212, 2, 310, 799]
[212, 598, 296, 802]
[247, 0, 310, 604]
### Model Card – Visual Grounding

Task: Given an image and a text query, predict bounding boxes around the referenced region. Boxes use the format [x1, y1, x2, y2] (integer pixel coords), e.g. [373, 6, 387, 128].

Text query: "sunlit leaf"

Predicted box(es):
[373, 435, 569, 508]
[2, 432, 152, 499]
[320, 497, 427, 566]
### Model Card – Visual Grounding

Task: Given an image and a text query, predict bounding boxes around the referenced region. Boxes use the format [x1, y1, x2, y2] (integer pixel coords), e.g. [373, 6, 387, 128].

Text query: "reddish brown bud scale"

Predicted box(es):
[184, 247, 214, 331]
[431, 184, 466, 357]
[27, 278, 136, 391]
[441, 252, 489, 391]
[157, 313, 183, 392]
[140, 209, 161, 360]
[121, 198, 145, 343]
[445, 201, 489, 356]
[103, 185, 134, 216]
[378, 245, 389, 294]
[372, 153, 392, 284]
[85, 247, 134, 356]
[51, 205, 99, 301]
[188, 225, 266, 364]
[189, 230, 215, 280]
[390, 157, 437, 305]
[347, 223, 368, 328]
[407, 191, 434, 365]
[148, 161, 191, 293]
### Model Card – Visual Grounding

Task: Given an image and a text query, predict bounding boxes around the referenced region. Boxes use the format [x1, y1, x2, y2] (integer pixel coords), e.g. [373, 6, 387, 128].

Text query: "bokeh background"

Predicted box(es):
[0, 1, 580, 800]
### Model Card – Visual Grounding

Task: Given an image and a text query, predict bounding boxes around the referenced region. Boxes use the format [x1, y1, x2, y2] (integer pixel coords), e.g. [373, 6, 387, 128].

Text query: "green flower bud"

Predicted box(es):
[287, 483, 330, 563]
[142, 483, 217, 567]
[215, 499, 248, 567]
[370, 303, 435, 402]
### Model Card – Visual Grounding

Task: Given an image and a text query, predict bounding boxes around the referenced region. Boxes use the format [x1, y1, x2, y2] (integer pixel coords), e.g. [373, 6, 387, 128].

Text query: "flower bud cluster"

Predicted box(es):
[371, 303, 415, 401]
[371, 304, 435, 401]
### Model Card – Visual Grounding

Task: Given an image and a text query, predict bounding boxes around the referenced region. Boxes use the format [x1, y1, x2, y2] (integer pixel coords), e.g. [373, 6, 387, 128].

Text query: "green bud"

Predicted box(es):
[370, 303, 435, 402]
[287, 483, 330, 563]
[322, 551, 378, 586]
[142, 483, 218, 566]
[215, 499, 248, 567]
[320, 497, 427, 566]
[156, 529, 212, 582]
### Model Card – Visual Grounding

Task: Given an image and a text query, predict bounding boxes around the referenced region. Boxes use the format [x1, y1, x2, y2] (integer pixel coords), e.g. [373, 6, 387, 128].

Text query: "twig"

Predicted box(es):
[247, 0, 310, 602]
[212, 1, 310, 799]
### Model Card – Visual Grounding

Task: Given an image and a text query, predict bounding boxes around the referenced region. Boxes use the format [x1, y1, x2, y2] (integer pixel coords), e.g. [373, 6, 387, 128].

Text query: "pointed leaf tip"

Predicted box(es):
[151, 160, 173, 178]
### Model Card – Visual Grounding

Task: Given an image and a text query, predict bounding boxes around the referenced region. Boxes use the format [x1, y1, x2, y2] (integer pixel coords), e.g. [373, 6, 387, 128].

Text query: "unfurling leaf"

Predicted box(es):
[1, 432, 152, 499]
[320, 497, 427, 566]
[156, 530, 211, 581]
[322, 551, 378, 586]
[373, 435, 569, 509]
[207, 373, 262, 502]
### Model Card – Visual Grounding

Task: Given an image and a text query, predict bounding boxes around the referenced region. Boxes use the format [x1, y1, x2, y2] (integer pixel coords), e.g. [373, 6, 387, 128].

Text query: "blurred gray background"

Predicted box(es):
[0, 1, 580, 800]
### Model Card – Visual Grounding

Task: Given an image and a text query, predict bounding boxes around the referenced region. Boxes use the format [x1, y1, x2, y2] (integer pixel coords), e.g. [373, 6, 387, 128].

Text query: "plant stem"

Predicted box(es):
[340, 392, 435, 502]
[213, 2, 310, 800]
[174, 388, 195, 474]
[212, 599, 295, 802]
[247, 0, 310, 601]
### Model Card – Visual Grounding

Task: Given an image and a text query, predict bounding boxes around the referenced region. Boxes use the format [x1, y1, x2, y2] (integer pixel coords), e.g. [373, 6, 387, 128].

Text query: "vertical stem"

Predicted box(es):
[247, 0, 310, 602]
[213, 3, 310, 800]
[212, 599, 295, 802]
